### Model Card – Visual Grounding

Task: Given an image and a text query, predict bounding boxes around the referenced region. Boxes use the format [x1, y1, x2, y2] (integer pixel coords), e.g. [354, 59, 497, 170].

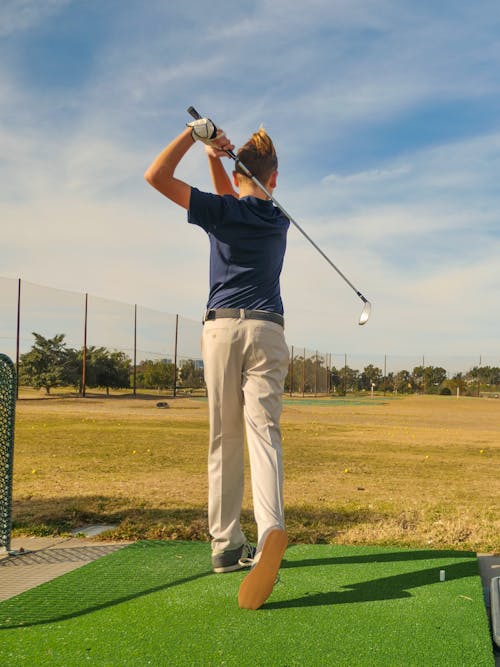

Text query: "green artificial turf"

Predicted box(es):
[0, 542, 494, 666]
[283, 397, 391, 407]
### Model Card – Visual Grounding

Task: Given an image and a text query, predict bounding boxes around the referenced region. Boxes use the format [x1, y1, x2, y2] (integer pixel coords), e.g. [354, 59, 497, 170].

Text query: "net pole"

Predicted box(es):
[15, 279, 21, 399]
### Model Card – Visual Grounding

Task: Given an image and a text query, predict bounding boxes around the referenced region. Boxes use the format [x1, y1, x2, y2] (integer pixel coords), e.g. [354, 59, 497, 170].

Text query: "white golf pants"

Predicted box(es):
[201, 316, 289, 554]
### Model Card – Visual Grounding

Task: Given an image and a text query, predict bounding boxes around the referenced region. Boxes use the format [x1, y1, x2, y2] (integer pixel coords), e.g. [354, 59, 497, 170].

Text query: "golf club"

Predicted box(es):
[187, 106, 372, 325]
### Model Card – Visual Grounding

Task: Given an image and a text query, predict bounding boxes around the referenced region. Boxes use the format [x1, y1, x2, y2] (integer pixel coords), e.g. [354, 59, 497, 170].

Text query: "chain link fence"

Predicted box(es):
[0, 354, 16, 553]
[1, 276, 498, 397]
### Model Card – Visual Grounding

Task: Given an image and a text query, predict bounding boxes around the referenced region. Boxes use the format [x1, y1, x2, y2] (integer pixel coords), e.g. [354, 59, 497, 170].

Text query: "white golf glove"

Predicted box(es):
[187, 118, 218, 145]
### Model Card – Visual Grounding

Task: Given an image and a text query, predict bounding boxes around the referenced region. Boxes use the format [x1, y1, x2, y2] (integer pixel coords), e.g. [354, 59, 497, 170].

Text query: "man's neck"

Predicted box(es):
[238, 183, 273, 200]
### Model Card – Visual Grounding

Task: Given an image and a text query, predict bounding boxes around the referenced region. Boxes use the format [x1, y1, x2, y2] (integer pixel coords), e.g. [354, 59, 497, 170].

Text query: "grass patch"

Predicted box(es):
[0, 542, 493, 666]
[11, 394, 500, 552]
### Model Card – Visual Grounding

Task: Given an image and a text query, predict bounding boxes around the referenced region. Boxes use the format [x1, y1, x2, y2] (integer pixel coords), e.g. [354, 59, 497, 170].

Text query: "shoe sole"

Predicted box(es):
[213, 562, 250, 574]
[238, 529, 287, 610]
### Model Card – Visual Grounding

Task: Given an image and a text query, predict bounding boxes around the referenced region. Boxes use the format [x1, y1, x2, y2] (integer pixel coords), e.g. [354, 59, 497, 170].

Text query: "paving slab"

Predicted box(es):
[0, 536, 130, 602]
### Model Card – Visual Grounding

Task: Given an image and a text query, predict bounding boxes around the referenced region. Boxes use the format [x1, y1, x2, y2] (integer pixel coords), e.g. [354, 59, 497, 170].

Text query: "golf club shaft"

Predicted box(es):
[187, 106, 370, 308]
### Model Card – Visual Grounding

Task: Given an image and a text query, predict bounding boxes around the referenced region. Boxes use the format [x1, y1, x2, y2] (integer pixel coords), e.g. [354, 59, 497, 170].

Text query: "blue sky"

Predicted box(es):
[1, 0, 500, 366]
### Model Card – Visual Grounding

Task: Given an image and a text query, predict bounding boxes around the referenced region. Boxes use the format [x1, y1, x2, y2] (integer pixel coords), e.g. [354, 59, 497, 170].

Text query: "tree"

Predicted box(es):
[90, 349, 131, 395]
[466, 365, 500, 391]
[384, 371, 395, 393]
[179, 359, 205, 389]
[394, 369, 412, 393]
[19, 333, 76, 394]
[301, 356, 316, 393]
[284, 354, 329, 394]
[359, 364, 383, 391]
[285, 355, 305, 393]
[411, 365, 425, 393]
[329, 366, 342, 393]
[411, 365, 448, 394]
[138, 360, 175, 391]
[424, 366, 447, 394]
[338, 366, 359, 394]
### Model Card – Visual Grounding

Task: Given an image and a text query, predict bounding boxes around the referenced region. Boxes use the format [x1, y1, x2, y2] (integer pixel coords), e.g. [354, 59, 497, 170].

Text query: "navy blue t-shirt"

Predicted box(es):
[188, 187, 289, 315]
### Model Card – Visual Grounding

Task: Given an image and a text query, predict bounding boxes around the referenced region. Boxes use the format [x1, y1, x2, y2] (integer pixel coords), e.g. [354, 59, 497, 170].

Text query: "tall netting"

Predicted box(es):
[2, 276, 499, 398]
[286, 347, 332, 396]
[20, 280, 86, 354]
[133, 308, 203, 395]
[176, 315, 204, 394]
[136, 306, 178, 364]
[0, 354, 16, 553]
[177, 315, 203, 362]
[0, 278, 18, 362]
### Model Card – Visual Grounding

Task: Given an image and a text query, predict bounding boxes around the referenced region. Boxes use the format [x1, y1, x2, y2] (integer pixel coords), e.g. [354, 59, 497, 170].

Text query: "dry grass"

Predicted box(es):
[10, 392, 500, 552]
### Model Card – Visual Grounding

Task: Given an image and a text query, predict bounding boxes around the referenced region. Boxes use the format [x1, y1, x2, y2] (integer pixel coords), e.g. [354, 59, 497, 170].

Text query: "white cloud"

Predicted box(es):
[0, 0, 71, 37]
[322, 165, 412, 185]
[1, 1, 500, 364]
[208, 0, 398, 39]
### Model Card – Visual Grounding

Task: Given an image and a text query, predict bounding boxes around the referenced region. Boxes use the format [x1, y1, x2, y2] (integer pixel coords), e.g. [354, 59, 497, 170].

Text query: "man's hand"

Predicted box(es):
[188, 118, 234, 154]
[187, 118, 217, 144]
[205, 130, 235, 158]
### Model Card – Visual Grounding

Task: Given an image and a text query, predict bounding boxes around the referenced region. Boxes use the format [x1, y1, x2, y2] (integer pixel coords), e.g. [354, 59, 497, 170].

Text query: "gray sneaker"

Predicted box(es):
[212, 543, 256, 573]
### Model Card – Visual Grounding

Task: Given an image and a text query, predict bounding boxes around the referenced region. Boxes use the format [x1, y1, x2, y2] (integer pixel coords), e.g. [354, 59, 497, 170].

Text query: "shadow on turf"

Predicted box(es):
[265, 549, 478, 609]
[0, 543, 480, 627]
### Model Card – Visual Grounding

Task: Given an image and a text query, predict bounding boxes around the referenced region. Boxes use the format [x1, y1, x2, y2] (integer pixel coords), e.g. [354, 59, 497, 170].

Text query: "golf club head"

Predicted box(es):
[359, 300, 371, 326]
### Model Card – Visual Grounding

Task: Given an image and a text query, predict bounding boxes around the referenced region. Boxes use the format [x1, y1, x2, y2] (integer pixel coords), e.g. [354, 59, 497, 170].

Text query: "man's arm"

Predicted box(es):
[145, 124, 236, 208]
[205, 145, 238, 198]
[144, 128, 194, 209]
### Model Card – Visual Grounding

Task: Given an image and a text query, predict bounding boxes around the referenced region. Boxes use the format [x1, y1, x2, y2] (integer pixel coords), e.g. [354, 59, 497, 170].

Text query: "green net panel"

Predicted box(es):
[0, 354, 16, 553]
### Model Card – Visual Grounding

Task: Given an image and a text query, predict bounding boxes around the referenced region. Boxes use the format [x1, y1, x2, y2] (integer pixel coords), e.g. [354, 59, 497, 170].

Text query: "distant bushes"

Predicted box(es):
[19, 332, 203, 395]
[19, 333, 499, 397]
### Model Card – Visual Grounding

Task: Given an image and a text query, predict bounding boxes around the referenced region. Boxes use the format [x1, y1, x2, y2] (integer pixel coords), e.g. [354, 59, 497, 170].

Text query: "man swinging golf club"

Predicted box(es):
[144, 114, 289, 610]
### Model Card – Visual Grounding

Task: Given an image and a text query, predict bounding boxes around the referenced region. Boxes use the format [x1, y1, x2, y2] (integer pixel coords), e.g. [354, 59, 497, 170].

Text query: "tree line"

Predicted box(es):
[284, 356, 498, 396]
[18, 333, 499, 396]
[18, 333, 203, 394]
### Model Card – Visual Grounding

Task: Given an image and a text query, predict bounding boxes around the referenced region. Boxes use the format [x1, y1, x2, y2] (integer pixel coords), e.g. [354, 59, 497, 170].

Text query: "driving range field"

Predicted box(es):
[3, 392, 500, 666]
[10, 392, 500, 552]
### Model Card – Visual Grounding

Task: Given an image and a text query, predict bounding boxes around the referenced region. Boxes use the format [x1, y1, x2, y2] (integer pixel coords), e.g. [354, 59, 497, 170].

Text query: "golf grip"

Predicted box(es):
[187, 106, 202, 121]
[187, 106, 238, 160]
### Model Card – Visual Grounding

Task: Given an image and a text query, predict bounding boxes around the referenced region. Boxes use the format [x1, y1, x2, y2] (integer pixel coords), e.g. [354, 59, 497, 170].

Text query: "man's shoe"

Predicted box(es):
[212, 542, 256, 573]
[238, 528, 287, 610]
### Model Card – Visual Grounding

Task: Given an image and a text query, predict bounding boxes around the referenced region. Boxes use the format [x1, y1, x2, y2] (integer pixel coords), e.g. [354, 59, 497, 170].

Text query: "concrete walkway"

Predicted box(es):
[0, 535, 130, 602]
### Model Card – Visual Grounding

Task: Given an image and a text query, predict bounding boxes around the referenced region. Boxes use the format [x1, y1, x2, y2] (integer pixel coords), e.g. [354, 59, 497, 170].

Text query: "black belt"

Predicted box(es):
[203, 308, 284, 328]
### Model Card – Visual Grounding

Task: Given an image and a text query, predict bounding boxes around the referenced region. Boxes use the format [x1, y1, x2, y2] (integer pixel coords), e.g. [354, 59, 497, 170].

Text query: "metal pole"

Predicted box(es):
[173, 314, 179, 398]
[478, 354, 482, 398]
[289, 345, 294, 397]
[315, 350, 318, 397]
[344, 353, 347, 396]
[422, 355, 425, 395]
[302, 348, 305, 397]
[330, 353, 333, 394]
[384, 354, 387, 396]
[328, 353, 332, 395]
[327, 353, 331, 395]
[133, 304, 137, 397]
[15, 279, 21, 399]
[82, 293, 88, 397]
